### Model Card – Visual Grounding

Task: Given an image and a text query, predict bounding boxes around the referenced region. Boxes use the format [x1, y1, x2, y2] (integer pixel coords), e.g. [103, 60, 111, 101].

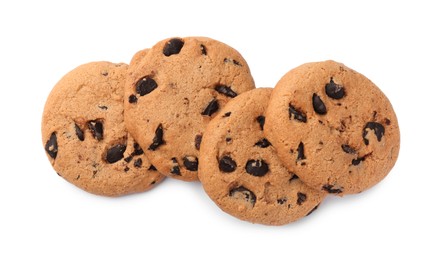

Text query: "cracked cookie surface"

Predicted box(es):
[125, 37, 255, 181]
[42, 62, 164, 196]
[199, 88, 325, 225]
[264, 60, 400, 195]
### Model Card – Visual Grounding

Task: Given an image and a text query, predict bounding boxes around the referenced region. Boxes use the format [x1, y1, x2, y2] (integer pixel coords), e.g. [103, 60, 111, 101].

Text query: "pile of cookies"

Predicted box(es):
[42, 36, 400, 225]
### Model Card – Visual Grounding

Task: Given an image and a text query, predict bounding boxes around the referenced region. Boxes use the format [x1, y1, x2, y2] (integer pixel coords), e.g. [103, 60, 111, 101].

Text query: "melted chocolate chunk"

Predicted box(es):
[341, 144, 356, 154]
[87, 120, 103, 141]
[363, 122, 385, 145]
[106, 144, 126, 164]
[245, 159, 269, 177]
[170, 157, 181, 175]
[128, 94, 138, 104]
[136, 76, 157, 96]
[229, 186, 256, 206]
[183, 156, 198, 171]
[163, 38, 184, 56]
[256, 115, 265, 130]
[218, 155, 237, 173]
[214, 85, 238, 98]
[254, 138, 271, 148]
[223, 112, 231, 117]
[289, 104, 307, 123]
[132, 142, 144, 156]
[325, 78, 345, 99]
[75, 123, 84, 141]
[277, 198, 287, 205]
[195, 134, 202, 150]
[148, 124, 165, 151]
[297, 192, 307, 205]
[148, 165, 157, 171]
[297, 142, 305, 161]
[134, 158, 142, 168]
[312, 93, 327, 115]
[352, 157, 365, 166]
[322, 184, 343, 194]
[45, 132, 58, 159]
[224, 58, 242, 66]
[201, 98, 219, 116]
[200, 44, 207, 55]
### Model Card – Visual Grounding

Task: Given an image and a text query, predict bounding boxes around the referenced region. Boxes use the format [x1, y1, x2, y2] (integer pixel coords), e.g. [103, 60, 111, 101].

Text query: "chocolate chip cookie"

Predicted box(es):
[198, 88, 326, 225]
[42, 62, 165, 196]
[125, 37, 256, 181]
[264, 60, 400, 195]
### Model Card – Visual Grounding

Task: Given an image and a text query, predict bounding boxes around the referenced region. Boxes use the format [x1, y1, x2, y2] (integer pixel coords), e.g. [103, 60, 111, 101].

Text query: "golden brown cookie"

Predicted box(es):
[264, 60, 400, 195]
[199, 88, 326, 225]
[42, 62, 165, 196]
[124, 37, 256, 181]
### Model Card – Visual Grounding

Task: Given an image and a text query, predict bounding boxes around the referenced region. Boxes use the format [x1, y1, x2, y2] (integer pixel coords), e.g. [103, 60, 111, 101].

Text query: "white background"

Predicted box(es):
[1, 1, 435, 259]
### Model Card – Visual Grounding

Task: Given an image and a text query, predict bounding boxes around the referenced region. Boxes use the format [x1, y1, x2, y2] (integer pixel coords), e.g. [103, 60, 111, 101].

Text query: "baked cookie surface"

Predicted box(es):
[42, 62, 164, 196]
[125, 37, 255, 181]
[264, 60, 400, 195]
[199, 88, 326, 225]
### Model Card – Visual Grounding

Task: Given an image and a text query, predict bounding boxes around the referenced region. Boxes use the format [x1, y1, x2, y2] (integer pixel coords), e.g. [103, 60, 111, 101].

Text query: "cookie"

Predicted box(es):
[42, 62, 165, 196]
[124, 37, 256, 181]
[198, 88, 326, 225]
[264, 60, 400, 195]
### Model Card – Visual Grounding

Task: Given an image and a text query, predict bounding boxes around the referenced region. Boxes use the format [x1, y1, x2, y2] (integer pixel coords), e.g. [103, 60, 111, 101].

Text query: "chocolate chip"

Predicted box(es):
[45, 132, 58, 159]
[289, 174, 299, 182]
[134, 158, 142, 168]
[245, 159, 269, 177]
[306, 204, 319, 216]
[136, 76, 157, 96]
[297, 142, 305, 161]
[148, 165, 157, 171]
[128, 94, 137, 104]
[132, 142, 144, 156]
[256, 115, 265, 130]
[277, 198, 287, 205]
[289, 104, 307, 123]
[124, 167, 130, 172]
[150, 180, 156, 185]
[214, 85, 238, 98]
[352, 157, 365, 165]
[74, 123, 84, 141]
[224, 58, 242, 66]
[170, 157, 181, 175]
[223, 112, 231, 117]
[201, 98, 219, 116]
[87, 120, 103, 141]
[225, 137, 232, 143]
[341, 144, 356, 154]
[297, 192, 307, 205]
[163, 38, 184, 56]
[229, 186, 256, 206]
[195, 134, 202, 150]
[325, 78, 345, 99]
[254, 138, 271, 148]
[322, 184, 343, 194]
[200, 44, 207, 55]
[98, 105, 108, 110]
[124, 155, 133, 163]
[385, 118, 391, 125]
[218, 155, 237, 173]
[363, 122, 385, 145]
[106, 144, 126, 164]
[312, 93, 327, 115]
[148, 124, 165, 151]
[183, 156, 198, 171]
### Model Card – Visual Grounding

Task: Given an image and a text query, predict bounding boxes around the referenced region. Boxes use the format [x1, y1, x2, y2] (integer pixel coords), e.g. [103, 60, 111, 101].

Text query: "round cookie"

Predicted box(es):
[264, 60, 400, 195]
[198, 88, 326, 225]
[42, 62, 165, 196]
[125, 37, 256, 181]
